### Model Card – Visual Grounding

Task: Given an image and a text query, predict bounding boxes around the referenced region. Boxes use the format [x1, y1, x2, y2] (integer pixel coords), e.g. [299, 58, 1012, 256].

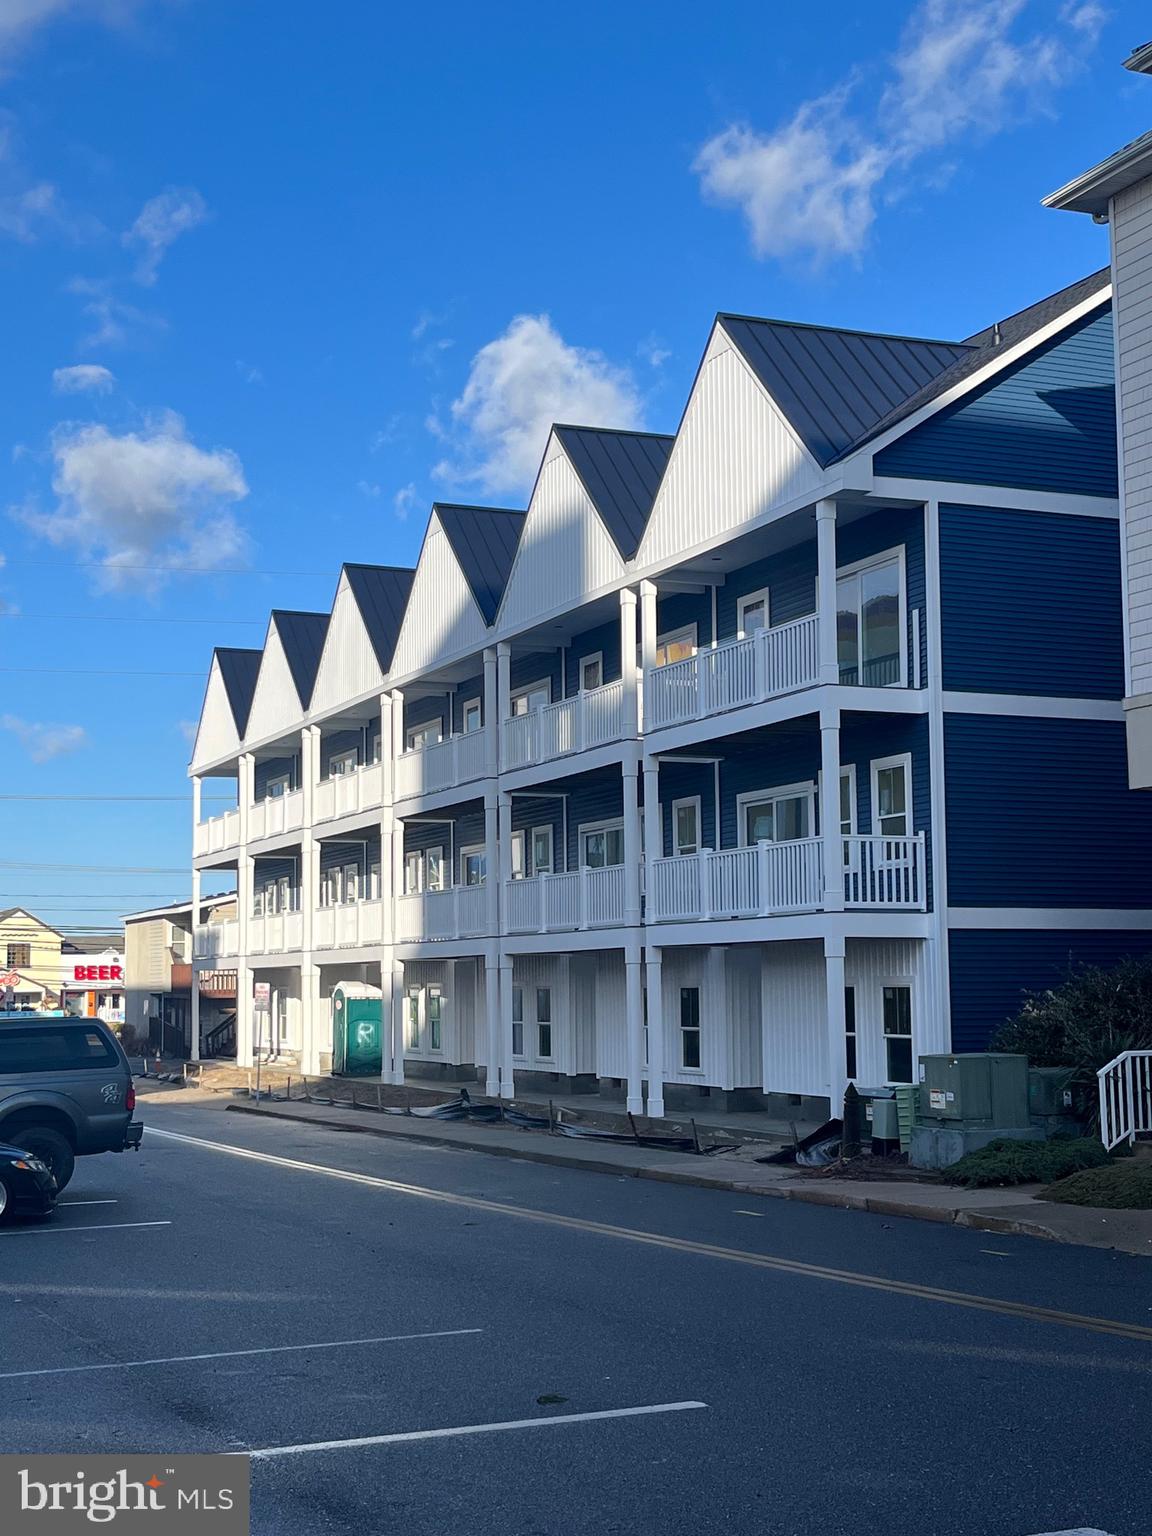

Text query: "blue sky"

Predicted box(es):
[0, 0, 1146, 930]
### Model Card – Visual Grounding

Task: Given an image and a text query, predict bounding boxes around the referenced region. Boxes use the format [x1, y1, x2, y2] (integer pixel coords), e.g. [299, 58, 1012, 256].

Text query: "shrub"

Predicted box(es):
[947, 1136, 1111, 1188]
[1043, 1162, 1152, 1209]
[991, 954, 1152, 1076]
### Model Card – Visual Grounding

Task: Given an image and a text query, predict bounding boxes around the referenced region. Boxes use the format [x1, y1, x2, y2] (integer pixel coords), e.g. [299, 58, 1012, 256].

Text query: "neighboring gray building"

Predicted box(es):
[124, 896, 237, 1057]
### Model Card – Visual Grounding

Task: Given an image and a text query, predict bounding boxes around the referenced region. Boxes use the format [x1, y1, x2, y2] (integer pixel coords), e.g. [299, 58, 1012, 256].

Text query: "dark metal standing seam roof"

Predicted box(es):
[720, 314, 974, 467]
[342, 564, 416, 671]
[434, 505, 526, 625]
[214, 647, 262, 735]
[553, 426, 675, 559]
[270, 611, 330, 708]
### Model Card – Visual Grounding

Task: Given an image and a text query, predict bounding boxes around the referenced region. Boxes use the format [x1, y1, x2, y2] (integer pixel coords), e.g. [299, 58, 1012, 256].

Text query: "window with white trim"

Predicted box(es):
[536, 987, 553, 1059]
[406, 987, 421, 1049]
[883, 984, 913, 1083]
[512, 987, 524, 1057]
[672, 797, 701, 856]
[580, 820, 624, 868]
[371, 732, 382, 763]
[265, 773, 291, 800]
[425, 847, 444, 892]
[845, 986, 858, 1079]
[837, 551, 905, 687]
[579, 653, 604, 691]
[510, 680, 551, 716]
[838, 764, 858, 869]
[510, 830, 526, 881]
[368, 861, 381, 900]
[461, 699, 482, 733]
[871, 755, 911, 838]
[277, 875, 292, 914]
[427, 986, 443, 1052]
[324, 866, 344, 906]
[737, 588, 771, 638]
[680, 986, 701, 1070]
[329, 749, 358, 778]
[655, 624, 697, 667]
[737, 782, 815, 845]
[406, 720, 443, 752]
[531, 825, 554, 875]
[343, 863, 359, 905]
[404, 852, 423, 895]
[461, 845, 486, 886]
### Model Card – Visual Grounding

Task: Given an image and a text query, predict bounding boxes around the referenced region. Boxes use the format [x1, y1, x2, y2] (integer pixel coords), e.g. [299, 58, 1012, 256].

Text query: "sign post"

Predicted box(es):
[253, 981, 271, 1098]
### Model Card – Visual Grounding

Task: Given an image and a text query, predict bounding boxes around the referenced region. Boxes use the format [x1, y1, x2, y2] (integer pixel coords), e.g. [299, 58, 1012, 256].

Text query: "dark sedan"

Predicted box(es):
[0, 1141, 57, 1222]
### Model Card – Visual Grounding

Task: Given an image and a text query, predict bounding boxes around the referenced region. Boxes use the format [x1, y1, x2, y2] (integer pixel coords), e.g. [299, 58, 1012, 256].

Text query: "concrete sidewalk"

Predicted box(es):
[188, 1089, 1152, 1257]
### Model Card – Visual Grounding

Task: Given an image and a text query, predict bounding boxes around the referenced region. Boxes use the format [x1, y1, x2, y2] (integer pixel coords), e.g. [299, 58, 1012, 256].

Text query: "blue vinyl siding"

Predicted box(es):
[510, 651, 564, 706]
[949, 929, 1152, 1053]
[718, 547, 814, 638]
[875, 308, 1117, 497]
[564, 619, 621, 695]
[945, 715, 1152, 907]
[404, 693, 449, 739]
[403, 807, 483, 881]
[253, 856, 298, 906]
[451, 675, 484, 734]
[939, 505, 1123, 698]
[254, 754, 298, 797]
[659, 761, 717, 857]
[656, 591, 713, 648]
[567, 775, 624, 870]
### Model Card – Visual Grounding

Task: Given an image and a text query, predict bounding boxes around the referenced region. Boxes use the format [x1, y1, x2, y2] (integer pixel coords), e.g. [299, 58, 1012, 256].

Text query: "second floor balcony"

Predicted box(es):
[249, 787, 305, 841]
[314, 898, 386, 949]
[504, 865, 626, 933]
[395, 727, 488, 801]
[502, 679, 628, 771]
[314, 759, 384, 822]
[249, 910, 304, 954]
[644, 614, 819, 733]
[194, 919, 240, 960]
[395, 884, 488, 942]
[194, 808, 241, 857]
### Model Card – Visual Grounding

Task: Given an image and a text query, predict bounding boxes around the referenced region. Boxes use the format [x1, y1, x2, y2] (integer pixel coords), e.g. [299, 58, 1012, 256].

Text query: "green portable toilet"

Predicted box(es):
[331, 982, 383, 1077]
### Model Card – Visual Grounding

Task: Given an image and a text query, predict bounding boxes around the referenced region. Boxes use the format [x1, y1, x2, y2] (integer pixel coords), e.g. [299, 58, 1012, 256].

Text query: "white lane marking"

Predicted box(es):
[0, 1221, 170, 1239]
[0, 1328, 482, 1383]
[59, 1199, 118, 1207]
[980, 1249, 1011, 1257]
[1028, 1529, 1114, 1534]
[243, 1401, 708, 1459]
[734, 1210, 767, 1217]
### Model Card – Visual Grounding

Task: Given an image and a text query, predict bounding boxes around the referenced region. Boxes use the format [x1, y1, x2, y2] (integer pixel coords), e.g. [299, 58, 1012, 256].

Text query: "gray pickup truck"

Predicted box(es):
[0, 1016, 143, 1190]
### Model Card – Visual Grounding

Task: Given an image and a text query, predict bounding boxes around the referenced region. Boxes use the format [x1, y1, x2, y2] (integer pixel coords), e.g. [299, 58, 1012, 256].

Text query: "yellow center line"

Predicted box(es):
[148, 1126, 1152, 1345]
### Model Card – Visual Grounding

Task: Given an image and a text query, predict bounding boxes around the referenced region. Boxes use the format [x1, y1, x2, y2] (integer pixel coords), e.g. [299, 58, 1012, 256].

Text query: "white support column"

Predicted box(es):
[189, 865, 201, 1062]
[642, 755, 661, 868]
[391, 955, 406, 1086]
[820, 701, 844, 913]
[644, 944, 664, 1119]
[300, 727, 319, 957]
[300, 962, 321, 1076]
[622, 750, 642, 930]
[237, 964, 254, 1069]
[237, 753, 254, 842]
[499, 951, 515, 1099]
[639, 580, 657, 731]
[625, 941, 644, 1116]
[816, 499, 839, 686]
[824, 934, 847, 1114]
[488, 790, 505, 938]
[496, 642, 511, 770]
[484, 952, 501, 1097]
[483, 647, 499, 778]
[620, 587, 639, 737]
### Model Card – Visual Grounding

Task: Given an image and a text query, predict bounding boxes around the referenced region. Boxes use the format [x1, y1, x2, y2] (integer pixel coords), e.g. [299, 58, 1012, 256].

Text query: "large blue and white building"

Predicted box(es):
[187, 264, 1152, 1119]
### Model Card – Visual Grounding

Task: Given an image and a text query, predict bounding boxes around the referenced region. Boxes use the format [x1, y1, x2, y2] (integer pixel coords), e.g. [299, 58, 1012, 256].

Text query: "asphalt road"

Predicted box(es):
[0, 1092, 1147, 1536]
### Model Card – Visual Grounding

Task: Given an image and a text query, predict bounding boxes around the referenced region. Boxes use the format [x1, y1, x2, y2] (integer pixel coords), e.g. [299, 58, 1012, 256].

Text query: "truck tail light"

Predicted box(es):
[125, 1084, 136, 1112]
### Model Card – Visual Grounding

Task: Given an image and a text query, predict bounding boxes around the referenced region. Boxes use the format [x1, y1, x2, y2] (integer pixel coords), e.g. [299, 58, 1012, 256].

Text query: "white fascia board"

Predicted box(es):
[871, 479, 1119, 518]
[947, 907, 1152, 930]
[834, 285, 1114, 478]
[942, 692, 1123, 721]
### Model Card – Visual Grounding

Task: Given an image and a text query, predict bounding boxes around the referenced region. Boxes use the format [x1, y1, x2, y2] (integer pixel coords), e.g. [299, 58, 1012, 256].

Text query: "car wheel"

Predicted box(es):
[14, 1128, 75, 1192]
[0, 1170, 11, 1225]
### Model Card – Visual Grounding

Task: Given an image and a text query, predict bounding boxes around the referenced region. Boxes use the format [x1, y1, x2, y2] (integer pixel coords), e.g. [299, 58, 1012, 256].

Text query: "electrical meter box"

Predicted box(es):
[917, 1053, 1029, 1128]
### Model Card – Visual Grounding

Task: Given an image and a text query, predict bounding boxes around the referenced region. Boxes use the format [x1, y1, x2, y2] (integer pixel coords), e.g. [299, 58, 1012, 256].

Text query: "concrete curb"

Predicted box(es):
[223, 1102, 1064, 1244]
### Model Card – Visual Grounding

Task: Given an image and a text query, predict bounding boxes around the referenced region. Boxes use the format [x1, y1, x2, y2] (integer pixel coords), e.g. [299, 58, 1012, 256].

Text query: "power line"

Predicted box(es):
[3, 559, 335, 577]
[0, 892, 188, 898]
[0, 796, 233, 803]
[0, 861, 189, 873]
[0, 615, 263, 625]
[0, 667, 204, 677]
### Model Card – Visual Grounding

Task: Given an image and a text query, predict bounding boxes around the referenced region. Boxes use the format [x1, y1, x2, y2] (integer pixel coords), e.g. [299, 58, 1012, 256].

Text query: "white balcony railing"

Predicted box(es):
[312, 900, 385, 950]
[193, 808, 241, 857]
[648, 833, 925, 923]
[504, 865, 627, 933]
[395, 729, 488, 800]
[194, 919, 240, 959]
[248, 788, 305, 841]
[248, 911, 305, 954]
[1099, 1050, 1152, 1150]
[502, 680, 628, 772]
[395, 884, 489, 942]
[314, 762, 384, 823]
[644, 615, 819, 732]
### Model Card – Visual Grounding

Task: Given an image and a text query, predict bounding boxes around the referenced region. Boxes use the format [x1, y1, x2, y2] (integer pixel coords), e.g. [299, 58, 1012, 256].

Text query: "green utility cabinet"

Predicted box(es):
[917, 1053, 1029, 1129]
[331, 982, 383, 1077]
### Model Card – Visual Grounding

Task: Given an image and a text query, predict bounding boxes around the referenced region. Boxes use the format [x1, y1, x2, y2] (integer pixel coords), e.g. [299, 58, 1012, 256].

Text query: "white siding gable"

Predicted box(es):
[190, 656, 240, 771]
[496, 433, 626, 631]
[390, 513, 488, 680]
[1115, 176, 1152, 695]
[637, 324, 826, 569]
[245, 624, 305, 745]
[310, 572, 384, 716]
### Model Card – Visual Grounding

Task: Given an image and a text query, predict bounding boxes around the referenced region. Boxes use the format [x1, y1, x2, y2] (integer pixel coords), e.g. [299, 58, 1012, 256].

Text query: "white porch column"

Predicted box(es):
[644, 944, 665, 1119]
[820, 701, 844, 913]
[483, 647, 499, 778]
[625, 942, 644, 1115]
[496, 642, 512, 772]
[642, 755, 662, 866]
[391, 956, 406, 1086]
[237, 753, 254, 842]
[301, 727, 319, 956]
[499, 951, 515, 1099]
[237, 963, 254, 1069]
[622, 750, 642, 930]
[824, 934, 848, 1113]
[189, 865, 201, 1062]
[816, 499, 839, 686]
[487, 790, 503, 938]
[620, 587, 639, 736]
[300, 962, 322, 1076]
[639, 579, 658, 731]
[483, 952, 501, 1097]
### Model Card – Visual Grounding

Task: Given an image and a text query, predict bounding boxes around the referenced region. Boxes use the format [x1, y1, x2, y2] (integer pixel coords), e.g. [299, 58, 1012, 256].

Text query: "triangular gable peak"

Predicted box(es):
[637, 322, 828, 570]
[553, 426, 674, 559]
[390, 510, 491, 680]
[191, 651, 249, 771]
[496, 430, 628, 631]
[244, 616, 317, 745]
[310, 568, 396, 717]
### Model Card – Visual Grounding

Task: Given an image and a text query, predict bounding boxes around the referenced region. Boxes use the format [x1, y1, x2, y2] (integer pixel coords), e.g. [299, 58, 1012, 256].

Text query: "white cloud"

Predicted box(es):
[695, 0, 1101, 264]
[52, 363, 115, 394]
[2, 714, 86, 763]
[393, 483, 417, 521]
[235, 359, 263, 386]
[17, 411, 249, 590]
[124, 186, 209, 285]
[356, 479, 381, 499]
[435, 314, 645, 496]
[0, 1, 147, 69]
[67, 277, 164, 350]
[177, 718, 198, 745]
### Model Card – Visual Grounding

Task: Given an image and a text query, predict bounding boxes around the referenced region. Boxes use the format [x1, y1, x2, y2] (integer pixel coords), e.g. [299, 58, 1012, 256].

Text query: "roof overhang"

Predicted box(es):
[1044, 131, 1152, 217]
[1125, 41, 1152, 76]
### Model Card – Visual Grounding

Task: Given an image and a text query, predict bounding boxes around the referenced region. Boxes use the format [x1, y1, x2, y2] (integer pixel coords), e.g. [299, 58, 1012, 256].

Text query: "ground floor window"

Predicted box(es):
[427, 986, 442, 1051]
[512, 987, 524, 1056]
[845, 986, 857, 1079]
[537, 987, 552, 1059]
[680, 986, 701, 1070]
[406, 987, 421, 1049]
[883, 984, 913, 1083]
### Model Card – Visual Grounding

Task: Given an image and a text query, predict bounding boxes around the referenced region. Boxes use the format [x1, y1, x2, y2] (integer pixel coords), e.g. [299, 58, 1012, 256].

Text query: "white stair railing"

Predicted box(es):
[1098, 1050, 1152, 1149]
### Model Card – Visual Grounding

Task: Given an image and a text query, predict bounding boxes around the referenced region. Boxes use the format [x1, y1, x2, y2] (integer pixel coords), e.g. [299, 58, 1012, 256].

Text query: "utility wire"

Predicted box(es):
[3, 559, 336, 577]
[0, 861, 189, 873]
[0, 666, 205, 677]
[0, 796, 233, 802]
[0, 614, 264, 625]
